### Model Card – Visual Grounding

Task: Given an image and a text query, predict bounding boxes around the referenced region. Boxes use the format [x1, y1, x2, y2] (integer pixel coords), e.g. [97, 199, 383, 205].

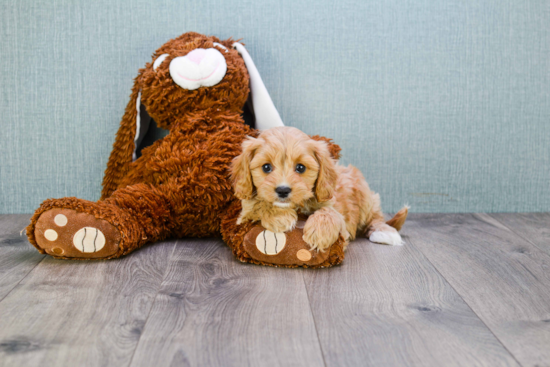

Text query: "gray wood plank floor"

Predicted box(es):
[0, 215, 44, 302]
[0, 213, 549, 367]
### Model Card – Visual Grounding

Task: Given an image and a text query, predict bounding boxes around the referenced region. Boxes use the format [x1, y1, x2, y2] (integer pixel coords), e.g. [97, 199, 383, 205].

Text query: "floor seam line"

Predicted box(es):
[126, 240, 179, 367]
[0, 255, 46, 304]
[302, 271, 328, 367]
[487, 213, 550, 257]
[406, 218, 524, 367]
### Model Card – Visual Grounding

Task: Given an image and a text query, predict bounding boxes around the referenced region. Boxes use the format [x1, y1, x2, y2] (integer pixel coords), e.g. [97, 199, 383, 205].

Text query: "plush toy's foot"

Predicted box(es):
[221, 201, 346, 268]
[33, 208, 121, 259]
[240, 220, 346, 268]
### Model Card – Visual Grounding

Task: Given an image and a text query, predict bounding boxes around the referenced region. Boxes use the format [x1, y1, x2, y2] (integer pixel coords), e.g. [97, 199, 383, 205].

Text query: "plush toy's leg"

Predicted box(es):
[27, 183, 174, 260]
[220, 200, 346, 268]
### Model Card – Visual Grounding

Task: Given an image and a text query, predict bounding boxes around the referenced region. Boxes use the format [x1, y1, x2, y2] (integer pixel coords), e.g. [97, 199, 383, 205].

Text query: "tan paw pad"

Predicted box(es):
[255, 230, 286, 255]
[73, 227, 106, 253]
[52, 247, 64, 255]
[54, 214, 68, 226]
[296, 249, 312, 261]
[44, 229, 58, 241]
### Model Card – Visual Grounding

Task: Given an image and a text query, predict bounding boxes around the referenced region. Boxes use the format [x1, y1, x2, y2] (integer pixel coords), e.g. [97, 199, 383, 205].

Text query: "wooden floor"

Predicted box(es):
[0, 214, 549, 367]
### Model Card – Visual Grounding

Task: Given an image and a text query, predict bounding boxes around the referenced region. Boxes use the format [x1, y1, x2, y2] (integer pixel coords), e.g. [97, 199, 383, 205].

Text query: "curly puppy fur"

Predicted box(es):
[232, 127, 408, 251]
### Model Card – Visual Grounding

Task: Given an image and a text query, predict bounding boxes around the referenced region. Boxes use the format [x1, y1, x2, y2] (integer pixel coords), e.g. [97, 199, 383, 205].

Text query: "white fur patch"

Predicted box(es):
[369, 230, 403, 246]
[273, 202, 291, 208]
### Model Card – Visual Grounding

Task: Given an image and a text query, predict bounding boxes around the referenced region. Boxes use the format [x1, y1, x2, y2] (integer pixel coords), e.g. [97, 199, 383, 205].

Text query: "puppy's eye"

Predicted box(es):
[262, 164, 272, 173]
[295, 164, 306, 174]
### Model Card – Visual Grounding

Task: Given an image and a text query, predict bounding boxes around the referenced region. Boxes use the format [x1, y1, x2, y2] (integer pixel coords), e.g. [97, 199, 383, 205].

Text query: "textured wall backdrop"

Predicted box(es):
[1, 0, 549, 214]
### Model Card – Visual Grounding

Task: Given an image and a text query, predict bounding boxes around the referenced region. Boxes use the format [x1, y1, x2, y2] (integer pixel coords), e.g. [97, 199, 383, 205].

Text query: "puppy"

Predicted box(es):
[231, 127, 408, 251]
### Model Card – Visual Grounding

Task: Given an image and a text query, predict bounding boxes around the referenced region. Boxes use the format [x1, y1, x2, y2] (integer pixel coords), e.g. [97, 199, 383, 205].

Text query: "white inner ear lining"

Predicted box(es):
[132, 90, 141, 161]
[213, 42, 228, 52]
[153, 54, 169, 71]
[232, 42, 284, 131]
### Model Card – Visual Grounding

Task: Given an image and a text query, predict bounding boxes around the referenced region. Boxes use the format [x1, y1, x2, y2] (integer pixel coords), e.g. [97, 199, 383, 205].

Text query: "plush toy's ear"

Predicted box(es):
[101, 85, 139, 199]
[231, 137, 262, 200]
[101, 86, 143, 199]
[311, 140, 338, 203]
[233, 43, 284, 131]
[132, 91, 154, 161]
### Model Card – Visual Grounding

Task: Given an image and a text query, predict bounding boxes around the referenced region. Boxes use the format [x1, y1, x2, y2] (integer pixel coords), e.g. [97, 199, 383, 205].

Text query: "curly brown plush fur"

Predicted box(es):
[26, 32, 344, 268]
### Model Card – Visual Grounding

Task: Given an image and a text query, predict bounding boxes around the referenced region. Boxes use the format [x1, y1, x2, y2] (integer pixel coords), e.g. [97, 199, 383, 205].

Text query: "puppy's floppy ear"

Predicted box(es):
[311, 140, 338, 203]
[309, 135, 341, 160]
[232, 137, 262, 200]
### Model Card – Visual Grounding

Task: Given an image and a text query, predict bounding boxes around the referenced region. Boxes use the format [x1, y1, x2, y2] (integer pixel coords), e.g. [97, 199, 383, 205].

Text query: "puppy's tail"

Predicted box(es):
[386, 206, 409, 231]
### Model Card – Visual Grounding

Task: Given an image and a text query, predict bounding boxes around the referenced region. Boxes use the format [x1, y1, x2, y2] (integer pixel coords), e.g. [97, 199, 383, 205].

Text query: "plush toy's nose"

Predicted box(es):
[169, 48, 227, 91]
[186, 49, 207, 65]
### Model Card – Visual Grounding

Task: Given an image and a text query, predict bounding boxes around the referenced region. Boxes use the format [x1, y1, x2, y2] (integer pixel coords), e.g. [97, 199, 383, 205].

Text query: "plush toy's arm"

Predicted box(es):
[100, 86, 140, 200]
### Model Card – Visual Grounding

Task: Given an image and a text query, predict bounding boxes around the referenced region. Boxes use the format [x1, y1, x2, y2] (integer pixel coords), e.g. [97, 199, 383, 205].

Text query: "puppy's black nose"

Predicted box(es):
[275, 186, 292, 198]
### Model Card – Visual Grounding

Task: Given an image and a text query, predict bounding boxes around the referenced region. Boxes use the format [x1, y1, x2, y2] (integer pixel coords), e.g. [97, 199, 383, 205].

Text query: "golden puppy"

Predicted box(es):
[231, 127, 408, 251]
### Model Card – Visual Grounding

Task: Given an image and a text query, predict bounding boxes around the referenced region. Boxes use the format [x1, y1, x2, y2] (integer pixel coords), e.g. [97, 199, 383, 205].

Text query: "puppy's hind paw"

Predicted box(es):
[369, 230, 404, 246]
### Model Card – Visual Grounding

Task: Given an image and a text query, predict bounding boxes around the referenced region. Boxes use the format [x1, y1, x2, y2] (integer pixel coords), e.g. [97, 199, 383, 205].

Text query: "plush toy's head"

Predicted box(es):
[137, 33, 247, 128]
[134, 32, 283, 131]
[102, 32, 287, 192]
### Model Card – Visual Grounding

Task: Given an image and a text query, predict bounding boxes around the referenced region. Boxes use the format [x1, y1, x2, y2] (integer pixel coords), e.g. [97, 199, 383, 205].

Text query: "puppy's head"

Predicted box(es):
[232, 127, 338, 208]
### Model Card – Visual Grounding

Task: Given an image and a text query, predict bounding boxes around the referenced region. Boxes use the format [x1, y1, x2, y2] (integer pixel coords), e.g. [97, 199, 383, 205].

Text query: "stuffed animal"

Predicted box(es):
[26, 32, 346, 268]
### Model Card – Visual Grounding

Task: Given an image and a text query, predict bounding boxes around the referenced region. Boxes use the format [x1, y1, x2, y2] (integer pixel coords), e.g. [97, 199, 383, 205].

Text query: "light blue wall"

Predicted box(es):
[1, 0, 549, 214]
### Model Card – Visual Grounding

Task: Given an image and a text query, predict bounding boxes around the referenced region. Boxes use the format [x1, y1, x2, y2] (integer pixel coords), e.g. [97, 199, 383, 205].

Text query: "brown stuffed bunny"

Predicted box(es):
[26, 32, 345, 268]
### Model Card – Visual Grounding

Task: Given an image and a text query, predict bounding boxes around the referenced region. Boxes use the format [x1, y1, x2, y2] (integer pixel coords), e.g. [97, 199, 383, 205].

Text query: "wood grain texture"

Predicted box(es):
[490, 213, 550, 256]
[129, 238, 325, 367]
[304, 236, 519, 367]
[406, 213, 550, 367]
[0, 214, 44, 301]
[0, 239, 175, 367]
[3, 214, 550, 366]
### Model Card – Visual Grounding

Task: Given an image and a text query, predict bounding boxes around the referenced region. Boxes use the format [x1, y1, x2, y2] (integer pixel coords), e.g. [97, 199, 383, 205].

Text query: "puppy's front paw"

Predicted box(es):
[261, 216, 296, 234]
[302, 215, 341, 252]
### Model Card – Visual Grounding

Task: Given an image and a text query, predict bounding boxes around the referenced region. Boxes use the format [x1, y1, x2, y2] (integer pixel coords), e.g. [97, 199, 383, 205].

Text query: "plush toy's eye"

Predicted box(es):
[153, 54, 169, 71]
[295, 164, 306, 174]
[262, 164, 272, 173]
[213, 42, 228, 53]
